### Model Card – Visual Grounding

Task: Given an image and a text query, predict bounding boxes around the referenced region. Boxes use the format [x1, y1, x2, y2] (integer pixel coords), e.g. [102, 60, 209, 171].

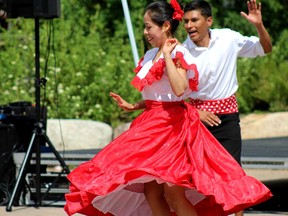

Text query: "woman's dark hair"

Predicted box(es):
[145, 1, 180, 36]
[184, 0, 212, 18]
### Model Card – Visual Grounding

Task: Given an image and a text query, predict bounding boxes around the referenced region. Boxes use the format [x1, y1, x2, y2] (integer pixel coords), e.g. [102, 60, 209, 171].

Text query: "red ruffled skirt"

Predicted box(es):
[64, 101, 272, 216]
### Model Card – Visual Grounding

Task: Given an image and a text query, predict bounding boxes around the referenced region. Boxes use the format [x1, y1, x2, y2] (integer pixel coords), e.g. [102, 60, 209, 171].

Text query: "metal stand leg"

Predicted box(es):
[6, 133, 36, 211]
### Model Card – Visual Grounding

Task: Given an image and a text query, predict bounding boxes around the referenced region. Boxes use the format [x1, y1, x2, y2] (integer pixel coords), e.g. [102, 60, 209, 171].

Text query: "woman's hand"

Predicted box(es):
[110, 92, 135, 111]
[162, 38, 178, 56]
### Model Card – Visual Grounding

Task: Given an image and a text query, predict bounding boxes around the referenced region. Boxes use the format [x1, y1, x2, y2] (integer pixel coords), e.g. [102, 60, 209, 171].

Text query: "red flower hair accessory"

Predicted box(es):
[170, 0, 184, 21]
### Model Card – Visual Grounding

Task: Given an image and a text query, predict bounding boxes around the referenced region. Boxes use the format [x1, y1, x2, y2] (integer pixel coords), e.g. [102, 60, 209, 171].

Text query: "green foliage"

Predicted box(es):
[237, 30, 288, 113]
[0, 0, 142, 127]
[208, 0, 287, 43]
[0, 0, 287, 128]
[0, 19, 36, 104]
[47, 0, 143, 126]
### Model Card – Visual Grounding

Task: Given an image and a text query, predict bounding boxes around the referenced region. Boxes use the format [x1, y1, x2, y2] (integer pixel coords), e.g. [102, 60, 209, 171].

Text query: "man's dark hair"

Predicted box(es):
[184, 0, 212, 18]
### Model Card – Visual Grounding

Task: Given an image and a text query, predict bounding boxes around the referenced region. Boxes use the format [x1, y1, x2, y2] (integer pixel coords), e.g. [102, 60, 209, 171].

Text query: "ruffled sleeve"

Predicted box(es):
[131, 58, 165, 92]
[173, 51, 199, 92]
[131, 46, 199, 92]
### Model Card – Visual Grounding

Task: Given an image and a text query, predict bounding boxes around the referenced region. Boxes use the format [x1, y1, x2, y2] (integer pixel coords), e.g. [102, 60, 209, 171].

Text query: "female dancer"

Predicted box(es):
[64, 1, 271, 215]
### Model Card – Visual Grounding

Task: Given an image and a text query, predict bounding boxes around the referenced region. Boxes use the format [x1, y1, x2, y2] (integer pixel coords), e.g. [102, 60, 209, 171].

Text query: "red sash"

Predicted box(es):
[189, 95, 238, 114]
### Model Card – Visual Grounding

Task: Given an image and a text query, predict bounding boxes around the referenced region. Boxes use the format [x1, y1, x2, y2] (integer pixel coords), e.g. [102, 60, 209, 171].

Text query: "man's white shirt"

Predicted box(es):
[183, 28, 265, 101]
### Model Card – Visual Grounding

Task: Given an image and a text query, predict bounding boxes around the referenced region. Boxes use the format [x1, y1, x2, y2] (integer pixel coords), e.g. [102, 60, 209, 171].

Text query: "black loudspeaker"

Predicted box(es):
[1, 101, 47, 152]
[4, 0, 61, 19]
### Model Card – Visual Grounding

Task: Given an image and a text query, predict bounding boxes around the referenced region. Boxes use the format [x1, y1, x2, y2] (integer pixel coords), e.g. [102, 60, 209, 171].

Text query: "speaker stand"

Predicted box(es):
[6, 17, 70, 212]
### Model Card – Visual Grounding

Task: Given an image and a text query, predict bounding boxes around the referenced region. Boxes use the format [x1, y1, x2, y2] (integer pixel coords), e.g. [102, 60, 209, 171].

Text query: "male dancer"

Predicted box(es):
[182, 0, 272, 215]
